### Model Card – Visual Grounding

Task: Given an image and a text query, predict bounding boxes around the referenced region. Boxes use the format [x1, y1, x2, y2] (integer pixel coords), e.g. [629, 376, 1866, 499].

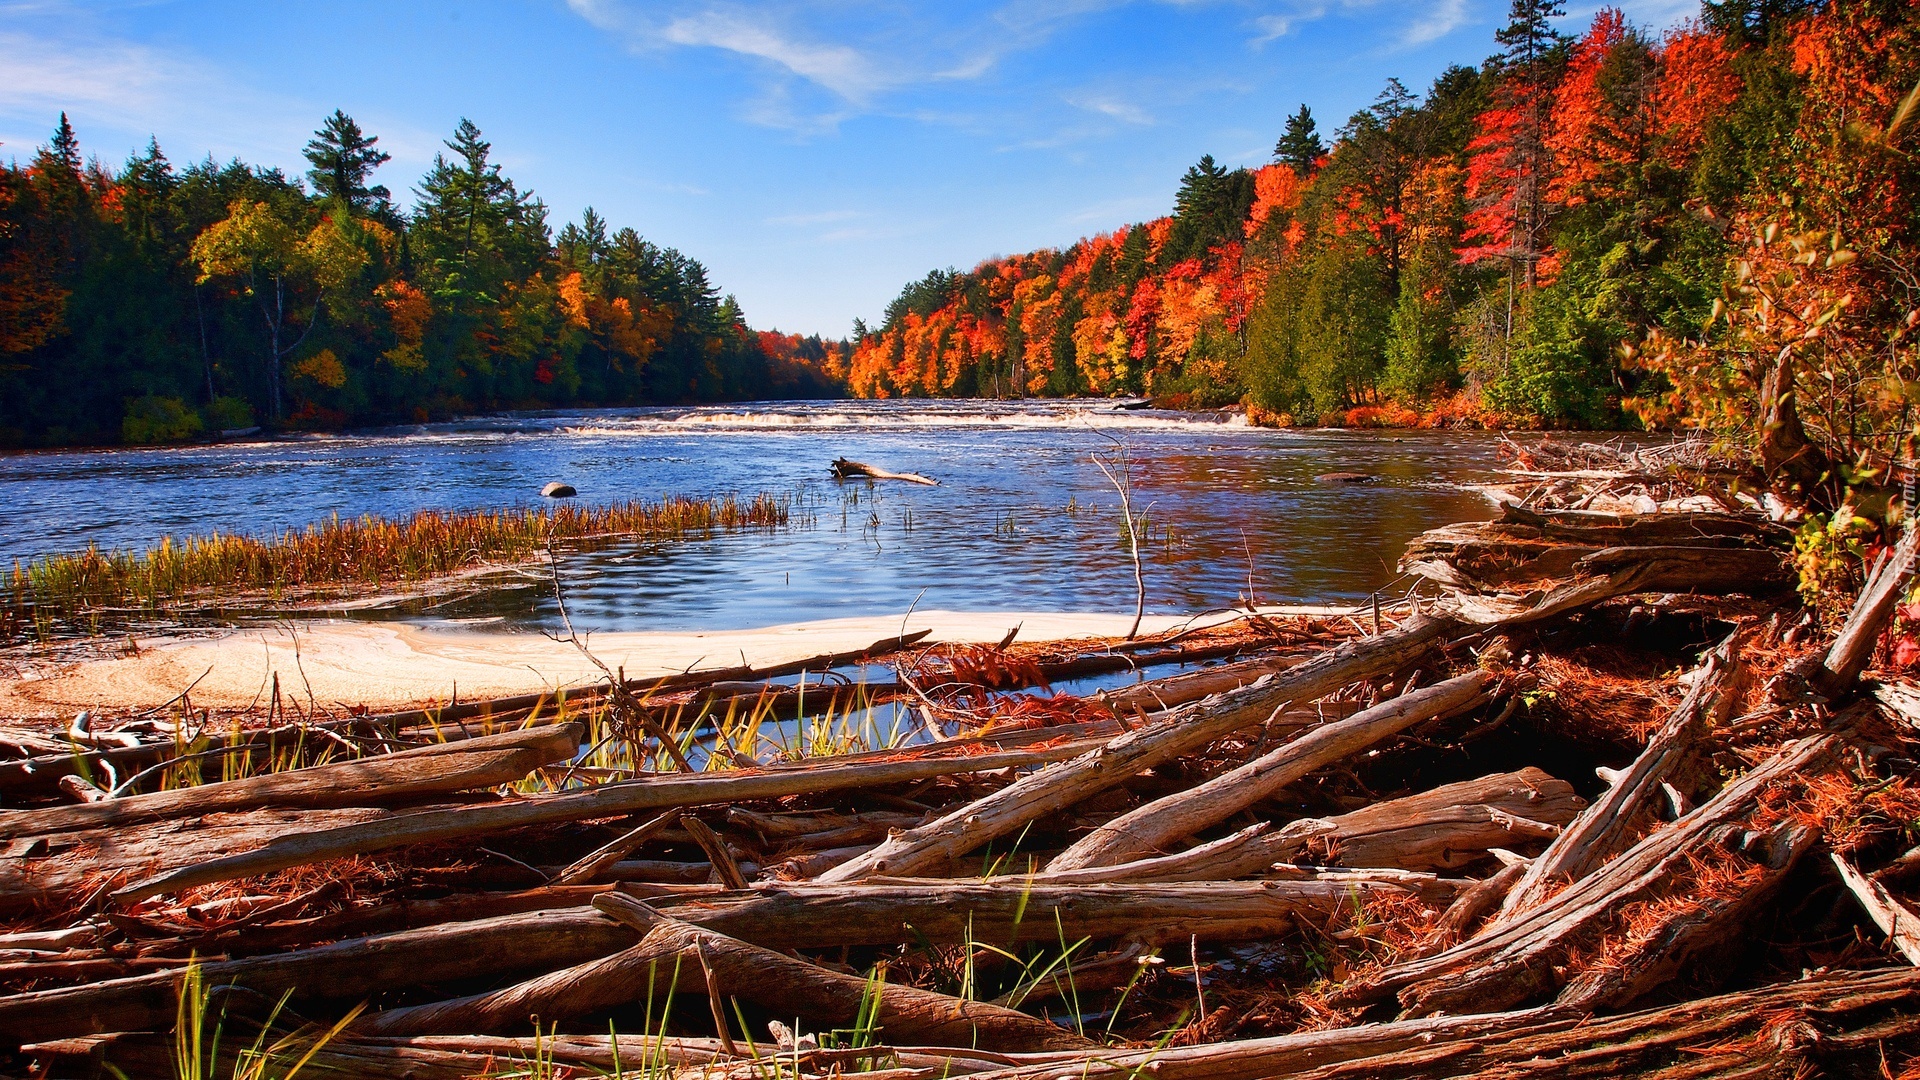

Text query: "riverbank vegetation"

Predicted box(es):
[849, 1, 1919, 434]
[0, 114, 847, 448]
[1, 493, 788, 638]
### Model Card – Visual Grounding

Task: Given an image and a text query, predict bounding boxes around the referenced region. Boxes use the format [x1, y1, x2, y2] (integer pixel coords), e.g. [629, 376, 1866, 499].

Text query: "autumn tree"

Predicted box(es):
[190, 200, 372, 418]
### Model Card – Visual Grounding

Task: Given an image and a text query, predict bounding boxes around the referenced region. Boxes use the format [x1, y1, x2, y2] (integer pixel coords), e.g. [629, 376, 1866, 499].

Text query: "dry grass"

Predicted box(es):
[4, 493, 789, 630]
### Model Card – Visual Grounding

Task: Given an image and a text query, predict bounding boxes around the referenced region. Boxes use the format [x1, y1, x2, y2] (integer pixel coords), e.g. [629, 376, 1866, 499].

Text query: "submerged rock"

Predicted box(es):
[541, 482, 577, 498]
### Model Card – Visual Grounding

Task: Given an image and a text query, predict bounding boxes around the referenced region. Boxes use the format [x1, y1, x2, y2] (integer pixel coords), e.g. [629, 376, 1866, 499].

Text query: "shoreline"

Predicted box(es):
[0, 605, 1352, 719]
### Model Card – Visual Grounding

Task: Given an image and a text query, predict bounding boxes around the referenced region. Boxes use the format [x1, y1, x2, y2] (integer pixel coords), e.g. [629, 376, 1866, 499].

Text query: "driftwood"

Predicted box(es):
[1552, 819, 1822, 1012]
[1332, 731, 1842, 1016]
[831, 457, 938, 485]
[0, 723, 580, 840]
[817, 616, 1460, 883]
[362, 894, 1091, 1050]
[1, 879, 1429, 1044]
[947, 966, 1920, 1080]
[1817, 521, 1920, 697]
[1047, 670, 1492, 872]
[110, 740, 1106, 904]
[1026, 768, 1581, 884]
[1832, 851, 1920, 966]
[1492, 636, 1744, 923]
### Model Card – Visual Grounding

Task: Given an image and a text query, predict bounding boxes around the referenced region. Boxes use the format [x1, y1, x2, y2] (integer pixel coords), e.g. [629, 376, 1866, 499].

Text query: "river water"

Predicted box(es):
[2, 400, 1506, 632]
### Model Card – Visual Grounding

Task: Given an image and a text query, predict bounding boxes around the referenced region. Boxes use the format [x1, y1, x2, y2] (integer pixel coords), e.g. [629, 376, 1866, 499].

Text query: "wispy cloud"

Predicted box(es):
[1399, 0, 1468, 46]
[1067, 93, 1154, 126]
[659, 8, 891, 103]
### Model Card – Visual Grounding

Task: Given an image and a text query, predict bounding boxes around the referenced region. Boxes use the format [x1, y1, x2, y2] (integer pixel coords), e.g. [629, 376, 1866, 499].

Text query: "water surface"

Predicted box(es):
[2, 400, 1504, 632]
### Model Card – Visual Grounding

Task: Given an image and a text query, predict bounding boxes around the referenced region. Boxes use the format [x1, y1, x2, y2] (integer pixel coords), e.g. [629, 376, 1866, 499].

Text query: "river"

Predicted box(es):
[2, 400, 1506, 632]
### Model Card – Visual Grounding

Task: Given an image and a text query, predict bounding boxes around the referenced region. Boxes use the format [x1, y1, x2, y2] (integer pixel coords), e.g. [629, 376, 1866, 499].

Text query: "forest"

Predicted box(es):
[849, 0, 1920, 435]
[0, 114, 847, 448]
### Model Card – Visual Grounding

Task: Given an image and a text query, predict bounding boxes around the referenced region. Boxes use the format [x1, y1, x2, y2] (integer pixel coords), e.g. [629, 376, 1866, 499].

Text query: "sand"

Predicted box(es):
[0, 606, 1353, 719]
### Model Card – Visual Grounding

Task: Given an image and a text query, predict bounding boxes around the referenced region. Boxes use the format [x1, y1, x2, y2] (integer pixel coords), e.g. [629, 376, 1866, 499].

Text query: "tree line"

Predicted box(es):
[848, 0, 1920, 433]
[0, 114, 846, 447]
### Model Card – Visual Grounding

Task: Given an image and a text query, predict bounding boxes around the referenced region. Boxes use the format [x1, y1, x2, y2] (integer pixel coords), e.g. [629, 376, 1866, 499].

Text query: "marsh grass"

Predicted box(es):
[6, 493, 789, 633]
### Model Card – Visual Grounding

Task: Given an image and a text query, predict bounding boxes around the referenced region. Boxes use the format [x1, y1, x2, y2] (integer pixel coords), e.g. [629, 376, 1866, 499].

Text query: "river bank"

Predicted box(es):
[0, 606, 1350, 718]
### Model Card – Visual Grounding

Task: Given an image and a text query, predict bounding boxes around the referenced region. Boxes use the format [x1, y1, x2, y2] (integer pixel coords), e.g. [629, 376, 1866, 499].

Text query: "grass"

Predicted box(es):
[158, 956, 364, 1080]
[5, 493, 789, 633]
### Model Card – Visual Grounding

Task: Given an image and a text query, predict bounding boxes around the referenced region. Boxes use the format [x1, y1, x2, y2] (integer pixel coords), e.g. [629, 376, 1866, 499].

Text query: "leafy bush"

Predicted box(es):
[122, 395, 204, 444]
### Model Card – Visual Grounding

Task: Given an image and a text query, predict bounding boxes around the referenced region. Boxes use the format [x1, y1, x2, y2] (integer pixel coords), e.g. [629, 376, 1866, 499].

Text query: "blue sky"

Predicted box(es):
[1, 0, 1697, 337]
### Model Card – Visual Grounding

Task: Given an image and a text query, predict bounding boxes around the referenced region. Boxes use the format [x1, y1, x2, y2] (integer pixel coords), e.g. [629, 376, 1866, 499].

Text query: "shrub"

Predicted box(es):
[121, 395, 204, 444]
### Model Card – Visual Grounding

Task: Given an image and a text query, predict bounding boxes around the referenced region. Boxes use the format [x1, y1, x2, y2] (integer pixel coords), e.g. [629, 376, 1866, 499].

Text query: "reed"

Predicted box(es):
[5, 493, 789, 626]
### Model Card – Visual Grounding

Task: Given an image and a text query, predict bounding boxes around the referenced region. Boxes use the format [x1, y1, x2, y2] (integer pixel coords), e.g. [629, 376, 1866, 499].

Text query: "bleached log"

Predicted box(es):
[109, 740, 1106, 905]
[0, 724, 582, 840]
[816, 617, 1461, 883]
[1331, 730, 1842, 1017]
[1047, 670, 1491, 872]
[1832, 851, 1920, 966]
[1492, 635, 1744, 924]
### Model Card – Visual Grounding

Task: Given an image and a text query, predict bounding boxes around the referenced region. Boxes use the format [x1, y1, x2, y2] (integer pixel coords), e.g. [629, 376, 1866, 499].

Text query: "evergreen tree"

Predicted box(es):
[410, 118, 546, 310]
[303, 111, 391, 214]
[1275, 105, 1325, 176]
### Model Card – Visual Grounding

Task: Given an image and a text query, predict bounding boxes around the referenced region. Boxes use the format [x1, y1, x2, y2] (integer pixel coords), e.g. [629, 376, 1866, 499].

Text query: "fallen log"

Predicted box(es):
[1330, 730, 1843, 1017]
[1024, 768, 1579, 884]
[109, 739, 1107, 905]
[1553, 819, 1821, 1012]
[1832, 851, 1920, 966]
[831, 457, 938, 486]
[1431, 544, 1791, 625]
[1047, 670, 1492, 872]
[816, 616, 1460, 883]
[943, 966, 1920, 1080]
[361, 894, 1092, 1050]
[0, 804, 405, 915]
[0, 879, 1403, 1044]
[0, 723, 581, 840]
[1818, 521, 1920, 697]
[1492, 635, 1743, 924]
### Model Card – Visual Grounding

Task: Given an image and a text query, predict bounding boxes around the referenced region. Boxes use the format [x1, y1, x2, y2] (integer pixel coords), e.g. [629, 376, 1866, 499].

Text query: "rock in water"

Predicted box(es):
[541, 482, 577, 498]
[1315, 472, 1379, 484]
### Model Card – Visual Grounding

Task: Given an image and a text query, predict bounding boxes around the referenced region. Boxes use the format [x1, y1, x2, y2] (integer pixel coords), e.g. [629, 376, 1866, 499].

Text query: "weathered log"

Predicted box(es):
[1401, 505, 1789, 593]
[1818, 522, 1920, 697]
[549, 809, 683, 886]
[0, 724, 581, 840]
[1024, 768, 1579, 884]
[0, 879, 1402, 1044]
[945, 966, 1920, 1080]
[360, 629, 936, 735]
[1332, 730, 1843, 1016]
[1431, 544, 1790, 625]
[0, 716, 406, 798]
[1553, 819, 1821, 1012]
[1493, 635, 1743, 924]
[361, 894, 1090, 1050]
[816, 617, 1460, 883]
[831, 457, 938, 485]
[109, 739, 1105, 904]
[1047, 670, 1492, 871]
[1431, 859, 1527, 945]
[0, 805, 396, 915]
[1832, 851, 1920, 966]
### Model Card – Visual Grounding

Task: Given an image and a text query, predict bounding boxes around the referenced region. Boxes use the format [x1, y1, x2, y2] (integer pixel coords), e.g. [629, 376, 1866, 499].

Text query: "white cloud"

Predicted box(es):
[1067, 93, 1155, 125]
[660, 9, 891, 103]
[1399, 0, 1468, 46]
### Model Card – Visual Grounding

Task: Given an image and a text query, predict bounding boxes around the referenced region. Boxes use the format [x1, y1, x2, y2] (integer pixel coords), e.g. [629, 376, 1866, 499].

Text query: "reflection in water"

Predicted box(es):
[2, 400, 1504, 632]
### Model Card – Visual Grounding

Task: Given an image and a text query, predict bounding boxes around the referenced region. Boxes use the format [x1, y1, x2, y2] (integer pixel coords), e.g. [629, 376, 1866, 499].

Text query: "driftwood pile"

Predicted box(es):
[6, 482, 1920, 1077]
